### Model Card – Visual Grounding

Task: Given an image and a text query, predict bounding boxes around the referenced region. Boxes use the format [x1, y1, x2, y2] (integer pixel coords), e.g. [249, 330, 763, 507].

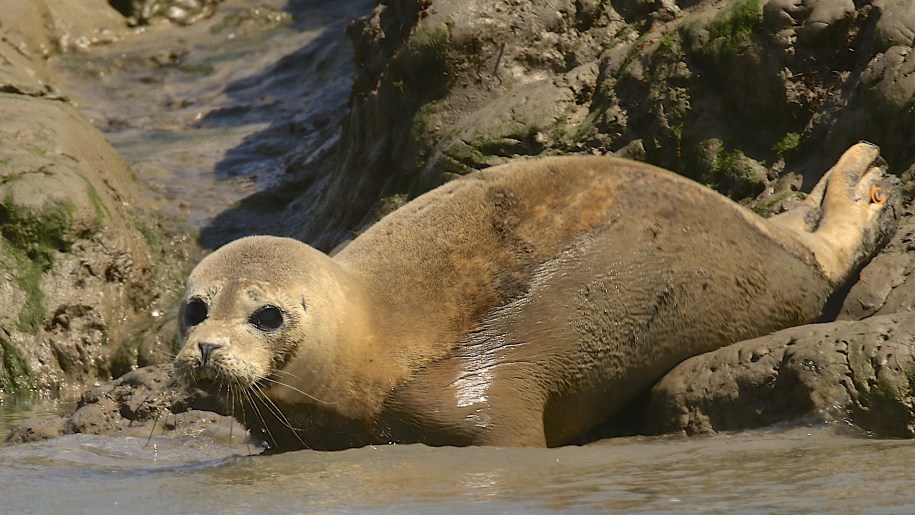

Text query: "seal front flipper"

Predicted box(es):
[381, 357, 550, 447]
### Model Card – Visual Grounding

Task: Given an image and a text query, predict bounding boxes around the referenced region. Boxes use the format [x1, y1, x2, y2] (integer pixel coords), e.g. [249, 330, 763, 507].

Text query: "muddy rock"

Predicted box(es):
[0, 11, 192, 393]
[834, 205, 915, 320]
[0, 89, 189, 391]
[0, 38, 61, 99]
[290, 0, 913, 246]
[643, 313, 915, 438]
[0, 1, 129, 55]
[109, 0, 223, 27]
[0, 0, 218, 58]
[5, 364, 240, 444]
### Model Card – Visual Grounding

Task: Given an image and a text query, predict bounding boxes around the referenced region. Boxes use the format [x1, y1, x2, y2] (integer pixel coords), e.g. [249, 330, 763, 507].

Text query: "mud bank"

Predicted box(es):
[0, 0, 196, 394]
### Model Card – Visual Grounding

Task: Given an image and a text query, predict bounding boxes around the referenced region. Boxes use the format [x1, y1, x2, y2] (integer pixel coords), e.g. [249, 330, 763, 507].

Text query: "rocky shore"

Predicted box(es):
[0, 0, 195, 396]
[4, 0, 915, 444]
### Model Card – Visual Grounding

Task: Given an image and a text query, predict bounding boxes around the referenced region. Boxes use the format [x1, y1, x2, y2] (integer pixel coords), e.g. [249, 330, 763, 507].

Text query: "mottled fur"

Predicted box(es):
[175, 143, 898, 451]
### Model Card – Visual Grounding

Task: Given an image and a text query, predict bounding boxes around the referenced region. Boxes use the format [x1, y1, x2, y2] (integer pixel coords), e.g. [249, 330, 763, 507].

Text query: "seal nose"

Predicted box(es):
[198, 342, 223, 365]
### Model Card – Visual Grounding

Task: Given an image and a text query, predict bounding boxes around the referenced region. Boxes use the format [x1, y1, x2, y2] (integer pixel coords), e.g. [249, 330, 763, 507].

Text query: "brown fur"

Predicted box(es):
[174, 144, 898, 451]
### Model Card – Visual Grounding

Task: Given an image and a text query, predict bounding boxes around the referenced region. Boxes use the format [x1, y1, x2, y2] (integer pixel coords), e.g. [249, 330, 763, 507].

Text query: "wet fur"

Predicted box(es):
[175, 149, 899, 451]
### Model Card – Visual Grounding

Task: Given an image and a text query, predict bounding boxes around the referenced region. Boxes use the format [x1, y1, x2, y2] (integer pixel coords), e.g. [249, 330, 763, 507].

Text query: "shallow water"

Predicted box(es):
[3, 409, 915, 513]
[0, 393, 75, 437]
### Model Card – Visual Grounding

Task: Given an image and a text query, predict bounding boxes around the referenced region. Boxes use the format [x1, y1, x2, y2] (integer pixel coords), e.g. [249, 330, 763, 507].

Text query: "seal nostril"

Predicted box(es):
[198, 342, 223, 365]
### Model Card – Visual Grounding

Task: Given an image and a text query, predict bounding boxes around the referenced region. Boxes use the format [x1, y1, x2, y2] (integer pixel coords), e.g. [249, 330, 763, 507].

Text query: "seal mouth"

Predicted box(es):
[175, 360, 257, 395]
[191, 377, 221, 393]
[190, 371, 261, 393]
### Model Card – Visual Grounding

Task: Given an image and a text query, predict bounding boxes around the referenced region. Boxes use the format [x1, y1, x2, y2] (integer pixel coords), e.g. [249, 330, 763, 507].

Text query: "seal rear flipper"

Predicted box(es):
[775, 142, 900, 287]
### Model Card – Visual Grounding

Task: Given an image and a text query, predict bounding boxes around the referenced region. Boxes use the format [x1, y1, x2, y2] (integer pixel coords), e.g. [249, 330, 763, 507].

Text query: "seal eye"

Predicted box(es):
[184, 298, 208, 327]
[251, 306, 283, 331]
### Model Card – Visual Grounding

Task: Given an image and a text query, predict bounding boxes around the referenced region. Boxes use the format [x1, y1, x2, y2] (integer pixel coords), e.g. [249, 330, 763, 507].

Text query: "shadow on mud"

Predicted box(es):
[198, 0, 374, 251]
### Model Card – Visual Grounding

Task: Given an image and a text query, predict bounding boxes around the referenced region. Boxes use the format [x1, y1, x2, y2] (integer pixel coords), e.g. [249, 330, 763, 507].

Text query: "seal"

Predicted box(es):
[174, 142, 899, 451]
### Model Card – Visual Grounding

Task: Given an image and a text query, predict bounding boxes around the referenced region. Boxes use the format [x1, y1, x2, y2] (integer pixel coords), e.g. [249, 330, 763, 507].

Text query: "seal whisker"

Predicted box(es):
[248, 383, 288, 427]
[241, 387, 280, 450]
[223, 380, 245, 449]
[229, 383, 255, 455]
[257, 376, 336, 406]
[249, 382, 310, 449]
[270, 369, 302, 379]
[252, 384, 300, 432]
[135, 385, 171, 449]
[217, 379, 228, 417]
[226, 382, 236, 450]
[144, 410, 161, 449]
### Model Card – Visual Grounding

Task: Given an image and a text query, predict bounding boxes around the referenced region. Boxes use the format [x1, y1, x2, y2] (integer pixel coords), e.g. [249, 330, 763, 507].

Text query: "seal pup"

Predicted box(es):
[174, 142, 898, 451]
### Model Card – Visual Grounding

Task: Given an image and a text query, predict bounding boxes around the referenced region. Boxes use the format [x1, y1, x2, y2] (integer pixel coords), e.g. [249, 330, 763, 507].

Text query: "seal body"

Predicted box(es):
[175, 145, 898, 451]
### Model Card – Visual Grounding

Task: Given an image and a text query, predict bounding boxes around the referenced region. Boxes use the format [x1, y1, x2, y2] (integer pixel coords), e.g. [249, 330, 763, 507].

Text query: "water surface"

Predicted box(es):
[2, 416, 914, 513]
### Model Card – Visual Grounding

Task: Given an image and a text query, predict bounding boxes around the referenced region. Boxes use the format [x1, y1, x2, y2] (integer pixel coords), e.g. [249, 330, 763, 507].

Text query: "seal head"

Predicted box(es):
[174, 237, 380, 426]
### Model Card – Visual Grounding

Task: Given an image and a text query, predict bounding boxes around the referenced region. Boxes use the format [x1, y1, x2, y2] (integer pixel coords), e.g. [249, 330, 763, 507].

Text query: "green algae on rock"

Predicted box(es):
[0, 90, 186, 391]
[0, 331, 36, 393]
